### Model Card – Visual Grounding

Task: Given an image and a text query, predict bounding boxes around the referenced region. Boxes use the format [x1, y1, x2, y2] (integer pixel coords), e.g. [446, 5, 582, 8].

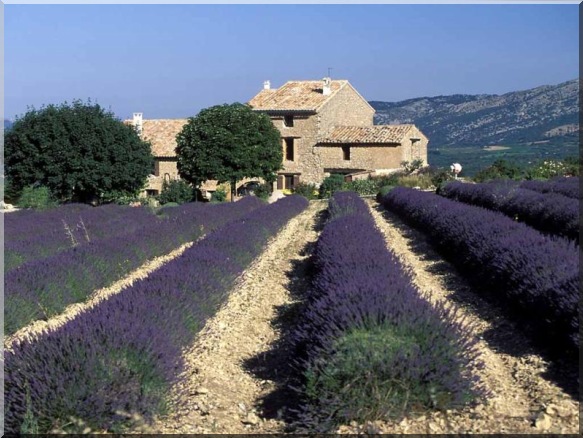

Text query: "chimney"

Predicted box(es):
[322, 77, 331, 96]
[133, 112, 143, 136]
[263, 80, 271, 90]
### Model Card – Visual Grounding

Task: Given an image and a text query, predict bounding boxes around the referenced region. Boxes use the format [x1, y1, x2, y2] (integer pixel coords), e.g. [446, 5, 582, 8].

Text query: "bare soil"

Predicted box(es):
[150, 199, 579, 435]
[9, 198, 578, 434]
[150, 201, 326, 434]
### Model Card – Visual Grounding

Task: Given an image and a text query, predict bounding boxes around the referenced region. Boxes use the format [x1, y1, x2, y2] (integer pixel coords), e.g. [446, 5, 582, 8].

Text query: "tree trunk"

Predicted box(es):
[231, 178, 236, 202]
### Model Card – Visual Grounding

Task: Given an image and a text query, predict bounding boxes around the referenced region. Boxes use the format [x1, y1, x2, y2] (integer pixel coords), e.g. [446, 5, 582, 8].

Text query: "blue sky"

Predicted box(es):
[4, 4, 579, 120]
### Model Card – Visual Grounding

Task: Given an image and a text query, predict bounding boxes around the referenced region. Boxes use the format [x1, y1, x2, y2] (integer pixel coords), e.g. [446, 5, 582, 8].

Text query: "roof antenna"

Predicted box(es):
[327, 67, 333, 78]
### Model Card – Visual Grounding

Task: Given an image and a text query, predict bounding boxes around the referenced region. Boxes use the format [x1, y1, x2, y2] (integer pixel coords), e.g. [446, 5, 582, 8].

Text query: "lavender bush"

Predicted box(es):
[5, 195, 308, 434]
[381, 187, 579, 353]
[5, 196, 264, 335]
[5, 204, 161, 272]
[439, 180, 579, 242]
[293, 192, 485, 428]
[520, 176, 579, 199]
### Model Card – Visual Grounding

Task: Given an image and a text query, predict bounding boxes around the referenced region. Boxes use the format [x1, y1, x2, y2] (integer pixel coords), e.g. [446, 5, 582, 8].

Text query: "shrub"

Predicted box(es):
[524, 159, 573, 180]
[381, 187, 579, 354]
[520, 177, 579, 199]
[294, 192, 485, 428]
[341, 178, 379, 196]
[318, 174, 345, 199]
[440, 181, 579, 242]
[158, 179, 194, 205]
[253, 183, 271, 201]
[211, 189, 227, 203]
[396, 174, 434, 189]
[5, 197, 264, 335]
[560, 156, 580, 176]
[400, 159, 424, 174]
[17, 186, 57, 210]
[5, 204, 157, 272]
[5, 196, 308, 433]
[376, 185, 395, 202]
[371, 171, 406, 188]
[293, 182, 319, 200]
[473, 159, 523, 182]
[101, 190, 142, 206]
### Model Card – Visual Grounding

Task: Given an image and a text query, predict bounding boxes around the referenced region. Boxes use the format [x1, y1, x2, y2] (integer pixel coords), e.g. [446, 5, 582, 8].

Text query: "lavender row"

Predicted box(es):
[520, 177, 579, 199]
[5, 203, 91, 239]
[5, 196, 264, 335]
[380, 187, 579, 353]
[5, 195, 308, 434]
[5, 204, 163, 272]
[439, 181, 579, 242]
[292, 191, 484, 426]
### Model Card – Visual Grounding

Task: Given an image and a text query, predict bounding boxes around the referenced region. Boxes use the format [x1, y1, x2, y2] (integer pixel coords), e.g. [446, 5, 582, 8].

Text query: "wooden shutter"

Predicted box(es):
[277, 175, 284, 190]
[293, 175, 300, 188]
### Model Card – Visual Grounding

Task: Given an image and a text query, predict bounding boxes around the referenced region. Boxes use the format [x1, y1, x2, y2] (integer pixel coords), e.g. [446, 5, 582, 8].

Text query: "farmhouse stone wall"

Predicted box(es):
[318, 85, 375, 136]
[316, 144, 404, 171]
[156, 158, 180, 180]
[400, 125, 429, 165]
[269, 113, 324, 186]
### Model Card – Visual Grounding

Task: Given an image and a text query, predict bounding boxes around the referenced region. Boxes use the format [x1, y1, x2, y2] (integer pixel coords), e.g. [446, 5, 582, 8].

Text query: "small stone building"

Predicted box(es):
[126, 113, 216, 197]
[248, 78, 428, 190]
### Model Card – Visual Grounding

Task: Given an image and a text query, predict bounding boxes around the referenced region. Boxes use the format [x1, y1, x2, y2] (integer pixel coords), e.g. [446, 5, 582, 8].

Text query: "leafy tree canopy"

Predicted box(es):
[176, 103, 282, 198]
[5, 100, 153, 203]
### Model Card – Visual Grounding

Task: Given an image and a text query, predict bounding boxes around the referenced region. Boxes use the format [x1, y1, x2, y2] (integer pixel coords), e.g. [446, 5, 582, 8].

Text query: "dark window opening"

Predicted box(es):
[154, 161, 160, 177]
[146, 189, 159, 197]
[342, 145, 351, 161]
[285, 138, 295, 161]
[284, 115, 294, 127]
[283, 174, 300, 190]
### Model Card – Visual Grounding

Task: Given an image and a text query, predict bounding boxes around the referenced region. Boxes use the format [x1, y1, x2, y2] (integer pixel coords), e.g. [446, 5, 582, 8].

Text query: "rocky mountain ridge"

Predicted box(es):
[371, 79, 579, 147]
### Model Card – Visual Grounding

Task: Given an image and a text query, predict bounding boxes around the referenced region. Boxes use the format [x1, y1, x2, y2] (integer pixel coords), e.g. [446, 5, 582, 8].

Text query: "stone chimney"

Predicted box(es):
[263, 80, 271, 90]
[133, 112, 143, 136]
[322, 77, 331, 96]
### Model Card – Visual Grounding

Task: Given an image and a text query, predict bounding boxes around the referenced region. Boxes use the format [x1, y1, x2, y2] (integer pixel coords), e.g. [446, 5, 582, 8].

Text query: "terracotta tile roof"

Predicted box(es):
[125, 119, 188, 157]
[319, 125, 415, 144]
[249, 80, 349, 111]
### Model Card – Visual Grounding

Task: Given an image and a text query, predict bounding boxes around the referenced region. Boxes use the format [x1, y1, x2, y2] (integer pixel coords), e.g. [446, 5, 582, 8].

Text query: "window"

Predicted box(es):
[284, 138, 295, 161]
[277, 174, 300, 190]
[284, 115, 294, 127]
[342, 145, 351, 161]
[154, 161, 160, 177]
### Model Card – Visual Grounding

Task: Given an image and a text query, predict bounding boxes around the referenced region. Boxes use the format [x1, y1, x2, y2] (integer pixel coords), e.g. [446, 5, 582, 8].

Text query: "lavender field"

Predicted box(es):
[4, 191, 579, 434]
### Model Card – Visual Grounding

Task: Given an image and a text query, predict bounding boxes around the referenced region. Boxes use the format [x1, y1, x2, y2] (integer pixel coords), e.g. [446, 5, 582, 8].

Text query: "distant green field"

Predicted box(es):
[429, 136, 579, 177]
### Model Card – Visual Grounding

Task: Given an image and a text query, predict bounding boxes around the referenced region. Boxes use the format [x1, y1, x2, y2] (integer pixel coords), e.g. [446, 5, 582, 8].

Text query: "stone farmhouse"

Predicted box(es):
[249, 78, 428, 190]
[126, 114, 216, 198]
[130, 77, 428, 197]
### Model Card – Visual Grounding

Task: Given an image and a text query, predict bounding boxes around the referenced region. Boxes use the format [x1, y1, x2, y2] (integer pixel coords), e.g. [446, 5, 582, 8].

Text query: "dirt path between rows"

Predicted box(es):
[151, 201, 325, 434]
[5, 241, 196, 352]
[339, 200, 578, 434]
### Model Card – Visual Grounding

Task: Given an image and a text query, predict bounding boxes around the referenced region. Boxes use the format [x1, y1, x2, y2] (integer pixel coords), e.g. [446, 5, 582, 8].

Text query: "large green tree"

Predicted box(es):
[5, 100, 153, 203]
[176, 103, 282, 200]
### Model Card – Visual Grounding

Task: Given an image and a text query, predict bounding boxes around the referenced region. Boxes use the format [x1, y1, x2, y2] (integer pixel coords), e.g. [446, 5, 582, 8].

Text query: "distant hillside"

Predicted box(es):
[4, 119, 13, 131]
[371, 79, 579, 147]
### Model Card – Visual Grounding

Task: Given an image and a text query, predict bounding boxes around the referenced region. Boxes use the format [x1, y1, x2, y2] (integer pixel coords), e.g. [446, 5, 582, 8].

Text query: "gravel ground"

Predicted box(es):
[150, 201, 325, 434]
[9, 197, 578, 434]
[148, 198, 578, 434]
[5, 240, 196, 352]
[331, 200, 579, 434]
